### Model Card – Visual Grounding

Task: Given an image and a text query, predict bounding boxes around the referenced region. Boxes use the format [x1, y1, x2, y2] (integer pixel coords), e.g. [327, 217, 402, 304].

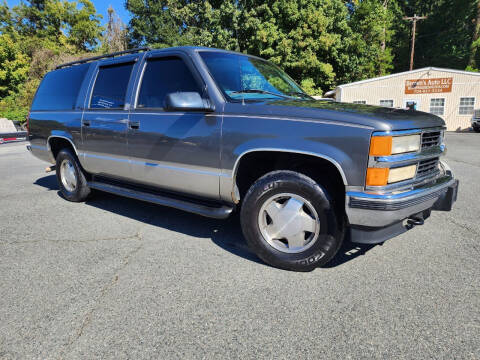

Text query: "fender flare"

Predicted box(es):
[231, 148, 348, 185]
[47, 132, 79, 157]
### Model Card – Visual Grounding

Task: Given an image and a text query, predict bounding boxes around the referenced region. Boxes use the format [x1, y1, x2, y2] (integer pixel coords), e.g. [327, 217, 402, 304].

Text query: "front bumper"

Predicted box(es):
[346, 165, 458, 244]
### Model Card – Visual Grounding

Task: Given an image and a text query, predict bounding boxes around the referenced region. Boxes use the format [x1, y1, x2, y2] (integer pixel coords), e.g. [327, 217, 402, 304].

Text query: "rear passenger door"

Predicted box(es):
[127, 53, 222, 199]
[81, 57, 139, 179]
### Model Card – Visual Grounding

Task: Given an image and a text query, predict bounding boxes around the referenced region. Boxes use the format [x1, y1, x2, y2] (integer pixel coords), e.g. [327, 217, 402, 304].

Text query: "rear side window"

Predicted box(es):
[136, 57, 201, 109]
[90, 62, 134, 109]
[31, 64, 89, 111]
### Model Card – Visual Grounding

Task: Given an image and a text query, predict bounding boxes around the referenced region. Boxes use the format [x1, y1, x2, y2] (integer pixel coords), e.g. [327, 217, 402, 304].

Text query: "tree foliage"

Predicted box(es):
[1, 0, 480, 120]
[0, 0, 104, 121]
[125, 0, 402, 94]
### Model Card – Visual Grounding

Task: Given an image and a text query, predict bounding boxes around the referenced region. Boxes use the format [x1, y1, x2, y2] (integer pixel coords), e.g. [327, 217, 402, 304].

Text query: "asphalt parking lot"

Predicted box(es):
[0, 133, 479, 359]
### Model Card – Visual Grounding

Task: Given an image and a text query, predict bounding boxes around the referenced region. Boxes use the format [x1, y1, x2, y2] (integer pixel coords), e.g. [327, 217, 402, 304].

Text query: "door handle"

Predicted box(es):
[129, 121, 140, 130]
[82, 120, 90, 127]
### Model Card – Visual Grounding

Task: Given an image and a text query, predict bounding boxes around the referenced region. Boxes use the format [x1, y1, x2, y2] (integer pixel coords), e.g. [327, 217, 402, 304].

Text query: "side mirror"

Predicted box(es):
[164, 92, 214, 112]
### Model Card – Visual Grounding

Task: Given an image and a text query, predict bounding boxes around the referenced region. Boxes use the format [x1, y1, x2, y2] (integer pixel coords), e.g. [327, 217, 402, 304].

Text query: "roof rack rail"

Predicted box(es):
[56, 47, 151, 69]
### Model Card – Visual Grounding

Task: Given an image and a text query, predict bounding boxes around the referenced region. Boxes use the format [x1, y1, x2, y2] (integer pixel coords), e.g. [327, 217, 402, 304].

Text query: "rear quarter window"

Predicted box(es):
[31, 64, 89, 111]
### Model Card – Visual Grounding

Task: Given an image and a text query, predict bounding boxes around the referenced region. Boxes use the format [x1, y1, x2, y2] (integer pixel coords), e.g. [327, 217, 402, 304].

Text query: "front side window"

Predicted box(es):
[90, 62, 134, 109]
[380, 99, 394, 108]
[199, 52, 310, 101]
[137, 57, 201, 109]
[430, 98, 445, 115]
[459, 97, 475, 115]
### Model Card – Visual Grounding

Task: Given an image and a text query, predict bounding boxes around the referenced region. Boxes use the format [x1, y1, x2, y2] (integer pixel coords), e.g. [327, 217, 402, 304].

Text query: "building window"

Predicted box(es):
[429, 98, 445, 116]
[353, 100, 366, 104]
[459, 97, 475, 115]
[379, 99, 394, 108]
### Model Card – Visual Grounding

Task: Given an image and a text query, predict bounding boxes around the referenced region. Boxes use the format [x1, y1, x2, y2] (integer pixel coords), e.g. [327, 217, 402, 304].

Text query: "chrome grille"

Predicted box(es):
[417, 157, 439, 178]
[421, 131, 442, 149]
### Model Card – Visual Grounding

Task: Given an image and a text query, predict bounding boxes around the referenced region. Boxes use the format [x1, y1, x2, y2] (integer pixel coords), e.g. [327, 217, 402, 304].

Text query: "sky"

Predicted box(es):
[6, 0, 131, 26]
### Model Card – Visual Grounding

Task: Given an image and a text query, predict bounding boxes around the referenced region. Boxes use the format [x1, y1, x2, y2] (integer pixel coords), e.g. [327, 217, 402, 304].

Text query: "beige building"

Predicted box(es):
[328, 67, 480, 131]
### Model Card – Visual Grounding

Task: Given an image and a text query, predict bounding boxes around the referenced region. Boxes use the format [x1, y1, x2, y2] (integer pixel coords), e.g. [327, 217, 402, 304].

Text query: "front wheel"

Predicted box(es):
[473, 125, 480, 133]
[240, 170, 343, 271]
[56, 148, 91, 202]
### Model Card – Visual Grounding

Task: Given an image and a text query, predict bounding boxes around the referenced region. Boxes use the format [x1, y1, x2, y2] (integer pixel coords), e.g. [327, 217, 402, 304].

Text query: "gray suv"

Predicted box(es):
[27, 47, 458, 271]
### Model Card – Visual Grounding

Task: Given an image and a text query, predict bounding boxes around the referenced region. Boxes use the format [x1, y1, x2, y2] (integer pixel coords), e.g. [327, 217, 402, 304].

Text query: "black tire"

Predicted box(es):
[473, 125, 480, 133]
[240, 170, 344, 272]
[55, 148, 91, 202]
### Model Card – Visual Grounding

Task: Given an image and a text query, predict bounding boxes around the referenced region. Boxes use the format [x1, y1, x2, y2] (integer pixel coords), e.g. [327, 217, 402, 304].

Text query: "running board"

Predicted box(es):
[87, 181, 233, 219]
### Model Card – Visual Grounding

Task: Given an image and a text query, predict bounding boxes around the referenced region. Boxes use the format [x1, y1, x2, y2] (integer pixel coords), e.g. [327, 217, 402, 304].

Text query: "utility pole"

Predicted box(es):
[403, 14, 427, 71]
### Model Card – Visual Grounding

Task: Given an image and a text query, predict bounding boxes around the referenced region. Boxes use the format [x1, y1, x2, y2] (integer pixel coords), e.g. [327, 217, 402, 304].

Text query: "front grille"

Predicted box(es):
[417, 157, 439, 178]
[421, 131, 442, 149]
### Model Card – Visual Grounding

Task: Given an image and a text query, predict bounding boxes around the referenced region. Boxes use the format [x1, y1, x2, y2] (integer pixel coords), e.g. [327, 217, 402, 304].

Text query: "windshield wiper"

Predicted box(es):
[230, 89, 291, 99]
[286, 91, 313, 99]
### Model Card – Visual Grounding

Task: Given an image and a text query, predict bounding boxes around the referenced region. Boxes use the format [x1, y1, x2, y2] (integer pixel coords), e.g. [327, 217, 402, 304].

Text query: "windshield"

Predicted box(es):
[199, 51, 311, 101]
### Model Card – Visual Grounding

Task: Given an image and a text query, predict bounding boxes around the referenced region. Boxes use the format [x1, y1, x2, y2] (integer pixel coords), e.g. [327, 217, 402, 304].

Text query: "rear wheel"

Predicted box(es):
[56, 148, 91, 202]
[240, 170, 343, 271]
[473, 125, 480, 133]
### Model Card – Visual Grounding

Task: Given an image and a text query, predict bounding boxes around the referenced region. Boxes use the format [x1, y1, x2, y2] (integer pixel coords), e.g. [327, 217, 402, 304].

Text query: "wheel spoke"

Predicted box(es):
[264, 201, 281, 220]
[301, 213, 316, 233]
[282, 197, 304, 214]
[286, 232, 306, 249]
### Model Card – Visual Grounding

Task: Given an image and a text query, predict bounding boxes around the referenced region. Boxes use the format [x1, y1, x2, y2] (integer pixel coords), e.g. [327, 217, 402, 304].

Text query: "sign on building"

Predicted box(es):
[405, 77, 453, 94]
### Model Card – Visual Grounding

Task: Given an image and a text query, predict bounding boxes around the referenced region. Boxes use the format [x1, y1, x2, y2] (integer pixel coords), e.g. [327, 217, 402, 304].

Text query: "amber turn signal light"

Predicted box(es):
[366, 168, 389, 186]
[369, 136, 392, 156]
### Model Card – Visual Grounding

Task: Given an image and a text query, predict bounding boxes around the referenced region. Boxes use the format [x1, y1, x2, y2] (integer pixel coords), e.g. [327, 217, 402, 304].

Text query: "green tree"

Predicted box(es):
[126, 0, 365, 94]
[348, 0, 397, 77]
[0, 34, 30, 98]
[5, 0, 103, 54]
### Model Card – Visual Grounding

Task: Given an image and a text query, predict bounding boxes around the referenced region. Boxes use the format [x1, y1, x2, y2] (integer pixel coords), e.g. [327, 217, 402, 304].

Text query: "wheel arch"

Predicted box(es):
[47, 133, 79, 160]
[231, 148, 348, 204]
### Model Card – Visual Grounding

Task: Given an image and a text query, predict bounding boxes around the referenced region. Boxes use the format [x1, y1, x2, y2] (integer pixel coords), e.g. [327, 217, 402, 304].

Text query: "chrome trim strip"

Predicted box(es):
[130, 157, 227, 177]
[373, 126, 445, 136]
[347, 174, 454, 201]
[365, 170, 441, 193]
[369, 145, 445, 168]
[29, 144, 47, 151]
[80, 152, 129, 163]
[81, 152, 226, 177]
[230, 148, 348, 185]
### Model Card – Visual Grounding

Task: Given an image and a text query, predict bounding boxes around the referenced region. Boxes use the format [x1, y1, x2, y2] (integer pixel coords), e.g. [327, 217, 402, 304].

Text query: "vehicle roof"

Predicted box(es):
[56, 46, 263, 70]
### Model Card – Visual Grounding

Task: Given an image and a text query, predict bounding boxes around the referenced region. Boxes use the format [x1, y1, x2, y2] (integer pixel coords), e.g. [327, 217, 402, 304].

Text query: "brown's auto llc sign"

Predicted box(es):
[405, 77, 453, 94]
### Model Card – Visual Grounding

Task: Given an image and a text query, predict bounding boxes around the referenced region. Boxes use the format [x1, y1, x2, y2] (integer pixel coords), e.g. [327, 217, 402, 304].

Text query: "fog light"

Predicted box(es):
[388, 164, 417, 183]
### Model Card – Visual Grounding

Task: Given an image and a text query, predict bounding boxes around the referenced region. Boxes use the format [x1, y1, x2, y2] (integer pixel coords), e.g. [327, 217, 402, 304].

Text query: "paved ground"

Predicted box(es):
[0, 134, 479, 359]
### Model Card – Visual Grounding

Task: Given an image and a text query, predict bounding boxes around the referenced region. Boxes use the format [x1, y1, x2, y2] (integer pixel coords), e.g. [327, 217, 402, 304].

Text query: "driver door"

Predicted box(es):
[127, 53, 222, 199]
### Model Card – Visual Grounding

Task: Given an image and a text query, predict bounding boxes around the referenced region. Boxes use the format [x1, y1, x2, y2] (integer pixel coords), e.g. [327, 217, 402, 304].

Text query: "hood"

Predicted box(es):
[234, 99, 445, 131]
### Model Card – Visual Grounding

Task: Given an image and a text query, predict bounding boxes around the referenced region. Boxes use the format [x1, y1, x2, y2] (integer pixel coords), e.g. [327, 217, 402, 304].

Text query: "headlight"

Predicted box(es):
[370, 134, 421, 156]
[366, 164, 417, 186]
[391, 135, 420, 154]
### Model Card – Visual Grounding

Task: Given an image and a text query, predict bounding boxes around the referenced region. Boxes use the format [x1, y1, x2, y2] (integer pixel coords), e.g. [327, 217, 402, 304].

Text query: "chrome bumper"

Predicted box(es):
[346, 168, 457, 228]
